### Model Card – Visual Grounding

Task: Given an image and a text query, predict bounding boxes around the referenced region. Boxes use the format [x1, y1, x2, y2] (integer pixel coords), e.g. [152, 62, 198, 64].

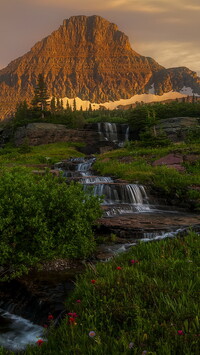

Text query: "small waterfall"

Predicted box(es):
[81, 176, 113, 184]
[90, 183, 149, 205]
[0, 309, 44, 352]
[57, 157, 151, 215]
[125, 125, 129, 141]
[98, 122, 118, 142]
[76, 158, 96, 172]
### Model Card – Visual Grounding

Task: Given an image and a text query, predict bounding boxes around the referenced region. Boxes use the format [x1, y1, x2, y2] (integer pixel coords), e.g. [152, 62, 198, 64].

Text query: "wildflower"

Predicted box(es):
[128, 342, 134, 349]
[116, 266, 122, 270]
[36, 339, 44, 346]
[91, 279, 96, 284]
[89, 331, 96, 338]
[130, 259, 138, 264]
[76, 299, 81, 303]
[142, 351, 148, 355]
[48, 314, 54, 321]
[68, 312, 78, 318]
[177, 330, 184, 335]
[69, 317, 77, 325]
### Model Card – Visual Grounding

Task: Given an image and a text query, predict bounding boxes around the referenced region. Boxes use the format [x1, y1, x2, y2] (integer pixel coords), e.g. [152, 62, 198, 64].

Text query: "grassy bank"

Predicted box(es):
[93, 143, 200, 211]
[1, 231, 198, 355]
[0, 142, 84, 168]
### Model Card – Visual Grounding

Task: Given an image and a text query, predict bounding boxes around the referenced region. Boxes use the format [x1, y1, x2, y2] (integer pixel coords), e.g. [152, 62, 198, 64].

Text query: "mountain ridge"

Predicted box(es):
[0, 15, 200, 119]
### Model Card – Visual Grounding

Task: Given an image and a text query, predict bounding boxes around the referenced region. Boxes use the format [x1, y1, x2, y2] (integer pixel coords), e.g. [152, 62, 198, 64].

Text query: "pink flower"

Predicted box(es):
[116, 266, 122, 270]
[177, 330, 184, 335]
[76, 299, 81, 303]
[36, 339, 44, 346]
[131, 259, 139, 264]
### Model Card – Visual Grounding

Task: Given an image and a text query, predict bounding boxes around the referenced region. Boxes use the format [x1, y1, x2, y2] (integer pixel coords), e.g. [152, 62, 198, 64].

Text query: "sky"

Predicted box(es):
[1, 0, 200, 75]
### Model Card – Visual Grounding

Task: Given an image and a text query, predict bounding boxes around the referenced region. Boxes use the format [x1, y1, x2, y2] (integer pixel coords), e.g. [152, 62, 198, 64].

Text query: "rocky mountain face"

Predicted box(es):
[148, 67, 200, 95]
[0, 15, 200, 119]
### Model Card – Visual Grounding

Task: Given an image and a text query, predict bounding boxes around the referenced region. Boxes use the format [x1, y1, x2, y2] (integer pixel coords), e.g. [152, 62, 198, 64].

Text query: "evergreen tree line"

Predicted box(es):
[12, 74, 200, 134]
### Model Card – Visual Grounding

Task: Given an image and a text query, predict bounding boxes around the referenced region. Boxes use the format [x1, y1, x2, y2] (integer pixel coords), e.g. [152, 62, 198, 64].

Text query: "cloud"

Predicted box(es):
[136, 40, 200, 74]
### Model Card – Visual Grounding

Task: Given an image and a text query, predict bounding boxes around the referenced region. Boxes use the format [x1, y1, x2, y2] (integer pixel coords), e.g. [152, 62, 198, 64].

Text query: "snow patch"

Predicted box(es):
[148, 83, 155, 94]
[55, 89, 199, 111]
[179, 86, 199, 96]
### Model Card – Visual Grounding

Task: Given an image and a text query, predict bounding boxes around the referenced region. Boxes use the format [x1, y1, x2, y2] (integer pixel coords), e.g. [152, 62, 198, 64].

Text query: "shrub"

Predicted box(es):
[0, 168, 102, 280]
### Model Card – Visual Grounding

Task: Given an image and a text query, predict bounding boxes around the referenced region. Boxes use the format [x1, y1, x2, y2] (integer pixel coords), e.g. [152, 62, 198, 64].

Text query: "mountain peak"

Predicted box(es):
[0, 15, 199, 119]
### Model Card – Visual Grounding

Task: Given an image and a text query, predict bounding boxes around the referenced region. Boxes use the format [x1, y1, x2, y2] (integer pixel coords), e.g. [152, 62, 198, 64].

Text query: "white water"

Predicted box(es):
[0, 309, 44, 351]
[100, 228, 185, 262]
[97, 122, 129, 146]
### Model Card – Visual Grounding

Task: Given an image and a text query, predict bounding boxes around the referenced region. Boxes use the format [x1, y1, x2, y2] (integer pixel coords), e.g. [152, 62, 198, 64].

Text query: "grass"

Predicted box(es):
[1, 231, 198, 355]
[0, 142, 84, 168]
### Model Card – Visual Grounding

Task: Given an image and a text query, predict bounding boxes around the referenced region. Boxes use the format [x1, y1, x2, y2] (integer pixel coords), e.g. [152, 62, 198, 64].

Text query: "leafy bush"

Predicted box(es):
[0, 168, 102, 280]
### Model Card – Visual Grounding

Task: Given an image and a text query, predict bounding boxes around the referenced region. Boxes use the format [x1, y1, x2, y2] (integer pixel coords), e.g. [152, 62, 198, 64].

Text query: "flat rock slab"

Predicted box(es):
[98, 212, 200, 235]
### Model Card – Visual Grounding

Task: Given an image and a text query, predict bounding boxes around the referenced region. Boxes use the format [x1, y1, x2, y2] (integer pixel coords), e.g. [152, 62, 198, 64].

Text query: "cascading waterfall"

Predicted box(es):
[97, 122, 129, 146]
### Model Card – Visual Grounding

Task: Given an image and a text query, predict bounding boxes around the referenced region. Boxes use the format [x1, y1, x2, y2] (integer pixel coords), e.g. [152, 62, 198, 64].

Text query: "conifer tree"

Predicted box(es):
[31, 74, 49, 118]
[50, 97, 56, 112]
[73, 98, 77, 112]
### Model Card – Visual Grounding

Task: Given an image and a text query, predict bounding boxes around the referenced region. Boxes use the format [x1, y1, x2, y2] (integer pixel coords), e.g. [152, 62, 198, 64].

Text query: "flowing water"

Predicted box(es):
[97, 122, 129, 146]
[0, 309, 44, 351]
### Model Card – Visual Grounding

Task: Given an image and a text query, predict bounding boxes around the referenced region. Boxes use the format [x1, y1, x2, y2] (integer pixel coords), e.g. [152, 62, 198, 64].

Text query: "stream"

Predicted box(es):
[0, 123, 199, 352]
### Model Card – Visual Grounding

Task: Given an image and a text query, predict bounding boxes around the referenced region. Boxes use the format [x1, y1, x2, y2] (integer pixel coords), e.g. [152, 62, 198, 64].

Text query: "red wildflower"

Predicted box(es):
[116, 266, 122, 270]
[91, 279, 96, 284]
[76, 299, 81, 303]
[177, 330, 184, 335]
[68, 312, 78, 318]
[48, 314, 54, 321]
[36, 339, 44, 346]
[69, 317, 76, 324]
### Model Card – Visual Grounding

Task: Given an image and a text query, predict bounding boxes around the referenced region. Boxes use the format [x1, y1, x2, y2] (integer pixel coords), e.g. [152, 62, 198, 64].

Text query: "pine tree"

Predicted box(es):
[66, 100, 71, 111]
[50, 97, 56, 112]
[15, 100, 30, 124]
[60, 99, 64, 111]
[31, 74, 49, 118]
[73, 98, 77, 112]
[56, 98, 61, 110]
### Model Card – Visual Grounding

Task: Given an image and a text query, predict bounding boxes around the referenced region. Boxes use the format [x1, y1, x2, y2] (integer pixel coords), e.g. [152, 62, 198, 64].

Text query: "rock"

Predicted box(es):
[156, 117, 200, 142]
[97, 212, 200, 238]
[13, 122, 102, 152]
[152, 153, 185, 171]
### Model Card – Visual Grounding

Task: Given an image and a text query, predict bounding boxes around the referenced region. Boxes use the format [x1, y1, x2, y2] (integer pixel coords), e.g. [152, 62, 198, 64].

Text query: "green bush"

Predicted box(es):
[0, 168, 102, 280]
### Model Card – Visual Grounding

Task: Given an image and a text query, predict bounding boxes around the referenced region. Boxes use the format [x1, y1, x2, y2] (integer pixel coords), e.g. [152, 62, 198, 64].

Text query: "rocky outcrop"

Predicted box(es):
[0, 15, 200, 119]
[13, 122, 116, 154]
[152, 153, 185, 172]
[156, 117, 200, 142]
